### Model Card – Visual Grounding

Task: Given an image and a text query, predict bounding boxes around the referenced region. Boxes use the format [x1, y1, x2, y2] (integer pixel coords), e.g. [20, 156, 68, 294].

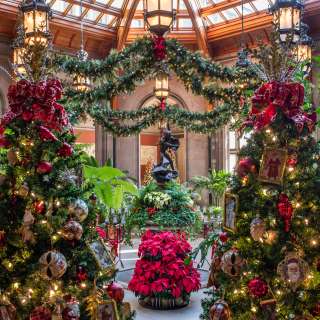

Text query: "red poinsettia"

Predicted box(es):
[39, 126, 58, 142]
[129, 230, 200, 299]
[147, 207, 157, 217]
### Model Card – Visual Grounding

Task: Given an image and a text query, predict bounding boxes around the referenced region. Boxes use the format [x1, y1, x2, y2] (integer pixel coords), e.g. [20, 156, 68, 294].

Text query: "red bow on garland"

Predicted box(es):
[153, 36, 166, 61]
[277, 193, 293, 232]
[245, 81, 316, 133]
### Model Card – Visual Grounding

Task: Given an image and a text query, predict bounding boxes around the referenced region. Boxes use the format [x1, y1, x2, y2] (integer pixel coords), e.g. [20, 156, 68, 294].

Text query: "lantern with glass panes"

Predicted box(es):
[297, 22, 313, 61]
[20, 0, 52, 46]
[12, 25, 26, 76]
[154, 73, 169, 99]
[144, 0, 176, 36]
[270, 0, 304, 44]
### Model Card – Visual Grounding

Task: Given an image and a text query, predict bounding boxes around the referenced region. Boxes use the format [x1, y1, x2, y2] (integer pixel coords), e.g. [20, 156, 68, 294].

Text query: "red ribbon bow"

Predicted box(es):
[277, 193, 293, 232]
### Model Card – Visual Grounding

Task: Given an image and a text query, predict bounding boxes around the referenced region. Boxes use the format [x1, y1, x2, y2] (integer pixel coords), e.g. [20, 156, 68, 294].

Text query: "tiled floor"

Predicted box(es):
[116, 238, 210, 320]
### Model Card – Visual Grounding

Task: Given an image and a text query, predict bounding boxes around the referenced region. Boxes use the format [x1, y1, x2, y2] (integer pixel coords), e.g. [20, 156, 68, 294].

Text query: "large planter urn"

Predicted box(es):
[138, 294, 190, 310]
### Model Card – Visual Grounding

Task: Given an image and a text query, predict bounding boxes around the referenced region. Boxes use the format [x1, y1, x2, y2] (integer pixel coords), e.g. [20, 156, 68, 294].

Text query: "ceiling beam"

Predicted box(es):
[200, 0, 253, 17]
[183, 0, 210, 55]
[207, 11, 271, 41]
[117, 0, 140, 50]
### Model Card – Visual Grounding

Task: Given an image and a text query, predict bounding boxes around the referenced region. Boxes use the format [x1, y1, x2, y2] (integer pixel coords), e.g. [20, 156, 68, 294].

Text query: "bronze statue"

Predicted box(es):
[152, 129, 180, 184]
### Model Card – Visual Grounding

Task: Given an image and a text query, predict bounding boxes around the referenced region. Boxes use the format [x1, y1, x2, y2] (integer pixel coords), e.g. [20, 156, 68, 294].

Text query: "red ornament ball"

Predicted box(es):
[37, 161, 53, 174]
[34, 200, 45, 214]
[106, 282, 124, 303]
[219, 232, 228, 243]
[248, 277, 268, 298]
[30, 306, 51, 320]
[237, 157, 256, 177]
[76, 266, 88, 282]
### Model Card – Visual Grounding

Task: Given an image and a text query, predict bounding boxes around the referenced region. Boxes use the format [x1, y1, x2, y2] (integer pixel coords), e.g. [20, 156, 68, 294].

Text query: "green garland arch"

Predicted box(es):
[53, 37, 260, 135]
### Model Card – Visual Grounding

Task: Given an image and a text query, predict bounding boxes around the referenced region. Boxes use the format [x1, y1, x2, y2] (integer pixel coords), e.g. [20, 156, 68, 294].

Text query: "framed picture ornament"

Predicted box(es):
[277, 252, 309, 291]
[223, 193, 239, 233]
[88, 239, 114, 270]
[96, 300, 120, 320]
[258, 148, 288, 185]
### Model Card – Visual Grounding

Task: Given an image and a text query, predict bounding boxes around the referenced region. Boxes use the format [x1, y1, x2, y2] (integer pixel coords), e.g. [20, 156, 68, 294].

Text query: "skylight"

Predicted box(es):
[51, 0, 69, 13]
[85, 10, 100, 21]
[251, 0, 270, 11]
[69, 4, 81, 17]
[207, 13, 224, 24]
[110, 0, 125, 9]
[236, 3, 255, 15]
[99, 14, 115, 26]
[179, 18, 193, 28]
[221, 8, 239, 20]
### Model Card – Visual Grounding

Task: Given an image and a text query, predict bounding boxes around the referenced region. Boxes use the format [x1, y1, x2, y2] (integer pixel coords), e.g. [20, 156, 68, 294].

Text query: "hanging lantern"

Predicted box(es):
[236, 48, 250, 68]
[12, 26, 26, 76]
[270, 0, 303, 44]
[144, 0, 176, 36]
[297, 22, 313, 61]
[73, 49, 91, 92]
[154, 73, 169, 99]
[20, 0, 52, 46]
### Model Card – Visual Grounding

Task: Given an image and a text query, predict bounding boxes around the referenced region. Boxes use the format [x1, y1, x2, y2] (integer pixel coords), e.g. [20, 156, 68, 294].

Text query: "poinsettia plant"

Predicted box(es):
[128, 230, 200, 299]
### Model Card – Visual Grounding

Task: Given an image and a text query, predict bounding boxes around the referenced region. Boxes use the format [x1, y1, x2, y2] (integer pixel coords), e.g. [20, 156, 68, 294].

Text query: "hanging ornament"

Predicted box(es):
[68, 199, 88, 222]
[207, 255, 222, 288]
[248, 277, 268, 298]
[30, 306, 52, 320]
[277, 193, 293, 232]
[265, 230, 278, 245]
[7, 149, 18, 166]
[221, 248, 245, 277]
[250, 217, 266, 241]
[106, 282, 124, 303]
[0, 230, 6, 248]
[17, 183, 29, 197]
[62, 295, 80, 320]
[34, 200, 46, 214]
[209, 299, 231, 320]
[20, 209, 35, 244]
[237, 157, 256, 178]
[39, 251, 67, 280]
[37, 161, 53, 174]
[76, 265, 88, 283]
[277, 252, 309, 291]
[89, 193, 97, 205]
[311, 302, 320, 317]
[62, 220, 83, 242]
[58, 143, 73, 158]
[0, 297, 16, 320]
[287, 153, 298, 167]
[57, 169, 78, 186]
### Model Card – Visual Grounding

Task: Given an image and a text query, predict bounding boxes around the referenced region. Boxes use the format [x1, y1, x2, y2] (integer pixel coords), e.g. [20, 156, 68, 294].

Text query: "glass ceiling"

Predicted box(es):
[48, 0, 273, 30]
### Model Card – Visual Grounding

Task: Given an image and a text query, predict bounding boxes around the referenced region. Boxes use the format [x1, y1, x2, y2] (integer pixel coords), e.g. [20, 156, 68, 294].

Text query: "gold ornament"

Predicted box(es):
[68, 199, 88, 222]
[39, 251, 67, 280]
[221, 249, 245, 277]
[277, 252, 309, 291]
[250, 217, 266, 241]
[209, 299, 231, 320]
[18, 183, 29, 197]
[62, 220, 83, 242]
[20, 209, 35, 244]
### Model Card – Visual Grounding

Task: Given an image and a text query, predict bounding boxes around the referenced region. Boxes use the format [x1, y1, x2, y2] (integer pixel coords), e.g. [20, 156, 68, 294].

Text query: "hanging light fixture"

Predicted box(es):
[12, 25, 26, 76]
[154, 73, 169, 99]
[236, 0, 250, 68]
[297, 22, 313, 61]
[270, 0, 303, 44]
[73, 0, 91, 92]
[144, 0, 176, 36]
[20, 0, 52, 46]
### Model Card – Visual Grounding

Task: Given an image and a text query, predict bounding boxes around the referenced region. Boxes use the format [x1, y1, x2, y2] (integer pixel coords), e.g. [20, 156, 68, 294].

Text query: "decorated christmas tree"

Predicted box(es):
[201, 39, 320, 319]
[0, 44, 133, 319]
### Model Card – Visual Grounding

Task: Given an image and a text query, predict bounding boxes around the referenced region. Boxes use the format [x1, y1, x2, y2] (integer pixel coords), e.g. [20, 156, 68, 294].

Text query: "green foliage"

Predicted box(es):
[83, 165, 138, 210]
[188, 170, 230, 199]
[53, 37, 259, 134]
[125, 181, 201, 237]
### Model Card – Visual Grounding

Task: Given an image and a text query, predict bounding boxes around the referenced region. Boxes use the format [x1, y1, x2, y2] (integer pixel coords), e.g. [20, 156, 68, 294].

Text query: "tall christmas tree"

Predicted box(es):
[201, 39, 320, 319]
[0, 44, 130, 319]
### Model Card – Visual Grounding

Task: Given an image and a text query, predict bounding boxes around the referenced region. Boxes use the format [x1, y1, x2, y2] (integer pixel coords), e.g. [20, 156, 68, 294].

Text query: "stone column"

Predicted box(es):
[210, 127, 227, 171]
[95, 125, 114, 166]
